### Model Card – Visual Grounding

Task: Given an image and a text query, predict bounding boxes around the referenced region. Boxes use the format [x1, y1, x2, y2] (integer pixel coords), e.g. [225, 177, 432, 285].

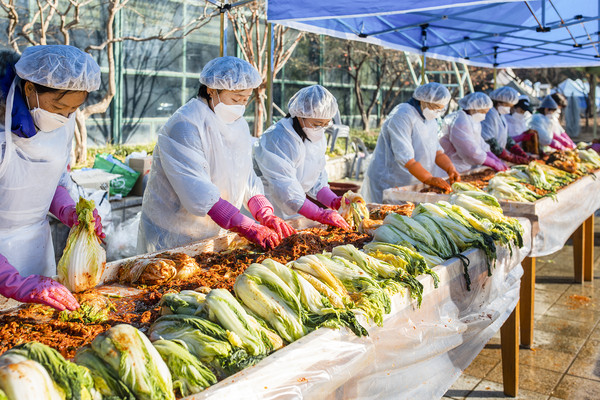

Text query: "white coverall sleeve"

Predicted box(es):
[480, 111, 498, 142]
[528, 114, 552, 146]
[158, 120, 221, 216]
[307, 168, 329, 198]
[450, 115, 487, 165]
[243, 168, 265, 211]
[387, 112, 416, 166]
[254, 133, 308, 215]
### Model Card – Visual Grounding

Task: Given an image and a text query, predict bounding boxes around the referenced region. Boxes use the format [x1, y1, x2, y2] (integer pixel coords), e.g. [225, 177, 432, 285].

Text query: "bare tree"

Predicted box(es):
[228, 0, 304, 136]
[0, 0, 215, 163]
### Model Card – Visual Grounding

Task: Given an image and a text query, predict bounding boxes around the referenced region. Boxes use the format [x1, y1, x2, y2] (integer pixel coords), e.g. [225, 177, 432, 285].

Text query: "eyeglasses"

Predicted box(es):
[304, 120, 333, 129]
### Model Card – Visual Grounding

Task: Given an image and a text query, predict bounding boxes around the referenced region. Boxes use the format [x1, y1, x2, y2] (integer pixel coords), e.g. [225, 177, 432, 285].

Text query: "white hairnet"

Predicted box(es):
[287, 85, 338, 119]
[489, 86, 520, 105]
[413, 82, 451, 105]
[199, 56, 261, 90]
[540, 95, 558, 109]
[15, 45, 100, 91]
[458, 92, 493, 110]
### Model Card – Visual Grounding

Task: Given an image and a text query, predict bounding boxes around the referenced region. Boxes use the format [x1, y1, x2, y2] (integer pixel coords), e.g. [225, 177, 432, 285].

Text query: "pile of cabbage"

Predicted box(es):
[373, 188, 524, 290]
[484, 158, 595, 203]
[0, 192, 525, 398]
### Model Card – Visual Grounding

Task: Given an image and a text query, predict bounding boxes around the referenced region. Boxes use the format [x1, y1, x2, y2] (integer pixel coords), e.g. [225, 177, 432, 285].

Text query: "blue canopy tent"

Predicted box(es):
[267, 0, 600, 68]
[265, 0, 600, 135]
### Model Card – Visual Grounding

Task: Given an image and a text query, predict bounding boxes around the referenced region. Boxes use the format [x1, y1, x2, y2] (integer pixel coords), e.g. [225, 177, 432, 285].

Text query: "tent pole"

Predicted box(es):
[493, 46, 499, 90]
[593, 73, 597, 138]
[266, 22, 274, 129]
[493, 67, 497, 90]
[220, 10, 225, 57]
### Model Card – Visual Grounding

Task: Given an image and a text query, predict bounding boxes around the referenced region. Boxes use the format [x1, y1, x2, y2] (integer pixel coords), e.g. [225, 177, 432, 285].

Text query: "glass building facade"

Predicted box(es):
[1, 1, 466, 145]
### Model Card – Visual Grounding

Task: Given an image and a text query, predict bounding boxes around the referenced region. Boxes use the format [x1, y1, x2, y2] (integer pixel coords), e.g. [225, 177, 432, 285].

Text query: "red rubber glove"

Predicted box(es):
[248, 195, 296, 239]
[499, 149, 529, 165]
[483, 152, 508, 171]
[298, 199, 351, 230]
[208, 198, 280, 249]
[316, 186, 346, 210]
[512, 131, 535, 143]
[50, 187, 105, 239]
[0, 254, 80, 311]
[509, 144, 529, 159]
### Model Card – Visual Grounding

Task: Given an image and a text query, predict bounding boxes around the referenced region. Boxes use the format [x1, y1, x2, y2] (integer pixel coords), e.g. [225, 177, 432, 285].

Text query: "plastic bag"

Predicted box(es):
[93, 154, 140, 196]
[106, 212, 140, 261]
[57, 197, 106, 292]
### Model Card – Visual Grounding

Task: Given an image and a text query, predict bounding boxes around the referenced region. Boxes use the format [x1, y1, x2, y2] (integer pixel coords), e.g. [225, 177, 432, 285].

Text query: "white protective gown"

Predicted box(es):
[0, 80, 74, 278]
[528, 113, 553, 146]
[550, 113, 565, 137]
[505, 112, 530, 138]
[253, 118, 328, 218]
[440, 111, 490, 173]
[138, 98, 264, 253]
[481, 107, 509, 149]
[362, 103, 443, 204]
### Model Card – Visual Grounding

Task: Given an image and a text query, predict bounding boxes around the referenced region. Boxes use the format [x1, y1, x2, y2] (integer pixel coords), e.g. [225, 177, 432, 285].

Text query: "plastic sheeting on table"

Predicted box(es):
[383, 171, 600, 258]
[185, 219, 531, 400]
[526, 172, 600, 257]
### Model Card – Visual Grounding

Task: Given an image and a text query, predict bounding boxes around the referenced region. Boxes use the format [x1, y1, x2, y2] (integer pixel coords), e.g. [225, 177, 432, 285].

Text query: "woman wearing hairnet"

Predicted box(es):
[528, 95, 572, 151]
[362, 82, 460, 203]
[481, 86, 531, 164]
[253, 85, 350, 230]
[138, 57, 296, 253]
[549, 92, 575, 149]
[440, 92, 507, 172]
[505, 95, 534, 139]
[0, 45, 104, 311]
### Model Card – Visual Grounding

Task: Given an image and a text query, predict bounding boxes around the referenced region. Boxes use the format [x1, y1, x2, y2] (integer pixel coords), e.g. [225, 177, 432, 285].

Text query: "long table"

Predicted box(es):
[0, 214, 532, 399]
[184, 219, 531, 399]
[383, 170, 600, 350]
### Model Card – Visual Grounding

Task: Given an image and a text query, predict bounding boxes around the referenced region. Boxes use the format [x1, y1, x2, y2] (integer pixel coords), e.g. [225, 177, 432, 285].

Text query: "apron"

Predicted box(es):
[0, 79, 74, 277]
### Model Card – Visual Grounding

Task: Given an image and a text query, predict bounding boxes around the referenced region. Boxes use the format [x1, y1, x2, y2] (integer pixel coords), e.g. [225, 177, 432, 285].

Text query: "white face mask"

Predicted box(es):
[512, 112, 526, 120]
[27, 90, 71, 132]
[422, 107, 442, 121]
[303, 126, 325, 142]
[497, 105, 511, 115]
[212, 92, 245, 124]
[470, 112, 486, 123]
[553, 108, 561, 120]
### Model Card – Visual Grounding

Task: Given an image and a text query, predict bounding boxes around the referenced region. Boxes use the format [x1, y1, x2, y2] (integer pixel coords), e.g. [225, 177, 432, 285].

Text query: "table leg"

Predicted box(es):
[519, 257, 535, 348]
[501, 302, 520, 397]
[573, 223, 585, 283]
[584, 215, 595, 282]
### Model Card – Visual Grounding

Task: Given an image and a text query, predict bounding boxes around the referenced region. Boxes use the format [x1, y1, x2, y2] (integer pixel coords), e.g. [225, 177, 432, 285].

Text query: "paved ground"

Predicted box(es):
[443, 219, 600, 400]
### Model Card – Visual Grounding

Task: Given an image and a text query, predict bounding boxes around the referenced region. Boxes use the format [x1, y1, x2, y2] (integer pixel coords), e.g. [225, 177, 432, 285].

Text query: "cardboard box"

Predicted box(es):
[70, 169, 122, 191]
[128, 156, 153, 196]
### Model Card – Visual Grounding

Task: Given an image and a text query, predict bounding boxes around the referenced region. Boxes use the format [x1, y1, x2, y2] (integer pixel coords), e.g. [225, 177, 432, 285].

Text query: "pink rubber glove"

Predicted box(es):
[50, 187, 105, 239]
[298, 199, 351, 230]
[557, 132, 576, 149]
[483, 152, 508, 171]
[549, 139, 567, 151]
[0, 254, 80, 311]
[208, 198, 281, 249]
[316, 186, 346, 210]
[248, 195, 297, 239]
